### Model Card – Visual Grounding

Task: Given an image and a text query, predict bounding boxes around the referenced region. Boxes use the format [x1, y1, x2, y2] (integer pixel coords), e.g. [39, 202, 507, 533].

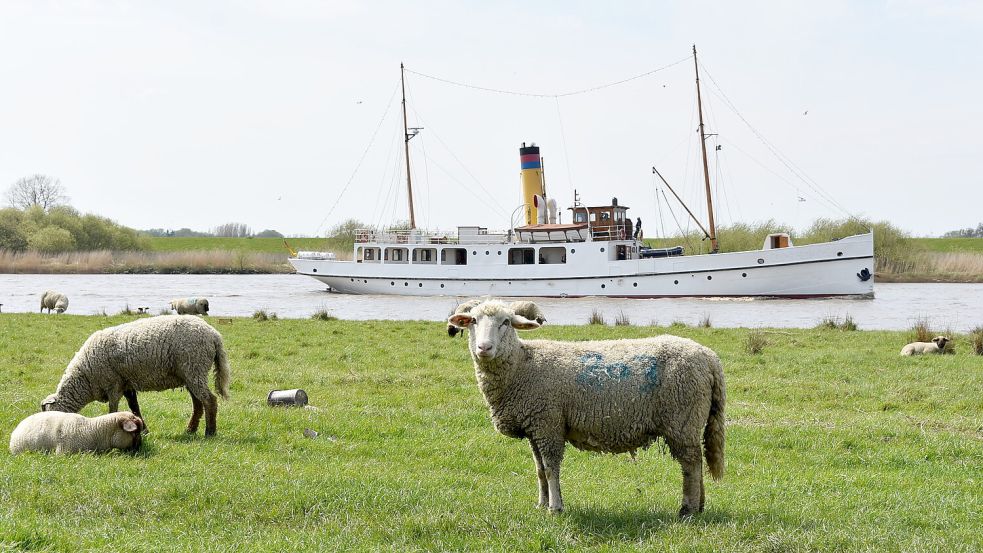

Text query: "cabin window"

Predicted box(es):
[363, 248, 380, 262]
[600, 212, 611, 221]
[441, 248, 468, 265]
[508, 248, 536, 265]
[574, 212, 588, 223]
[539, 247, 567, 264]
[412, 248, 436, 264]
[385, 247, 408, 263]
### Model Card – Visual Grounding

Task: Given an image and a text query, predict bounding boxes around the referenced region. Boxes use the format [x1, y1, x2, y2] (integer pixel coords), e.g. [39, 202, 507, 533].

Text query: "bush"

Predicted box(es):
[699, 314, 712, 328]
[745, 331, 768, 354]
[253, 309, 278, 321]
[816, 314, 858, 331]
[1, 205, 148, 253]
[311, 308, 337, 321]
[28, 226, 76, 253]
[614, 311, 630, 326]
[588, 309, 605, 325]
[971, 327, 983, 355]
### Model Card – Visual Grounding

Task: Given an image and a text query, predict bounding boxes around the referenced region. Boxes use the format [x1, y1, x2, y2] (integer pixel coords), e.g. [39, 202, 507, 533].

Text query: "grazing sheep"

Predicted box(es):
[41, 315, 230, 436]
[10, 411, 144, 454]
[447, 299, 546, 338]
[40, 291, 69, 314]
[449, 300, 725, 517]
[900, 336, 950, 356]
[170, 297, 209, 315]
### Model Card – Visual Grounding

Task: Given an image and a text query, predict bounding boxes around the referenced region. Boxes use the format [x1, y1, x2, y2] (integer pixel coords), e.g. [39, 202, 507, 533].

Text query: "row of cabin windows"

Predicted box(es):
[358, 246, 622, 265]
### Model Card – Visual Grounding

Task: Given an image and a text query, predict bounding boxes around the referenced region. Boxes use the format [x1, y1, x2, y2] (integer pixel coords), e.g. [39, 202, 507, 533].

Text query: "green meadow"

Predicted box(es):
[0, 315, 980, 551]
[144, 237, 332, 254]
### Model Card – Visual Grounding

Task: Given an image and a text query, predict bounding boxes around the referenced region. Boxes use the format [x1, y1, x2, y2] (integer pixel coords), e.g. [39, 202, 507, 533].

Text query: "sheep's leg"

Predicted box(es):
[123, 390, 142, 419]
[107, 392, 121, 413]
[532, 435, 565, 513]
[669, 442, 704, 517]
[186, 390, 204, 434]
[202, 393, 218, 437]
[529, 440, 549, 509]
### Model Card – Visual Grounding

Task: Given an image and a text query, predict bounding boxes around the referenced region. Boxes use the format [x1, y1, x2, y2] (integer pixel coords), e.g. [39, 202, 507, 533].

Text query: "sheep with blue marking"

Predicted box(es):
[448, 299, 725, 516]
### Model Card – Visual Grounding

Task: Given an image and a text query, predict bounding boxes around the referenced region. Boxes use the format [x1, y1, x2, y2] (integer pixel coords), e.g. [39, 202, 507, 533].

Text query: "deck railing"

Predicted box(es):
[354, 228, 511, 245]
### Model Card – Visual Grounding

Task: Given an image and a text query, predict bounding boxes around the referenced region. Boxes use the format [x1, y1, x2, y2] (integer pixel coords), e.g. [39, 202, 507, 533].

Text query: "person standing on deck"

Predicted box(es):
[633, 217, 643, 240]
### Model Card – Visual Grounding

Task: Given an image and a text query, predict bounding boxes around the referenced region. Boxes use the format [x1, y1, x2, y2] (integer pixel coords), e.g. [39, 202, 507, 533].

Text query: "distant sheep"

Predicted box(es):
[10, 411, 144, 454]
[41, 315, 230, 436]
[170, 297, 209, 315]
[40, 291, 69, 314]
[900, 336, 950, 356]
[449, 299, 725, 517]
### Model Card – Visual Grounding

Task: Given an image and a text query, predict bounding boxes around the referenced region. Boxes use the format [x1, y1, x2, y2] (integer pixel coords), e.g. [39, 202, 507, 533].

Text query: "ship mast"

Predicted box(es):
[400, 62, 417, 229]
[693, 45, 719, 253]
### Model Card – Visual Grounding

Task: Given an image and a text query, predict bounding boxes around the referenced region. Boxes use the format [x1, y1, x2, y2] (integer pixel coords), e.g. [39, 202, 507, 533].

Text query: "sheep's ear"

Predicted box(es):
[448, 314, 474, 328]
[932, 337, 941, 344]
[510, 314, 541, 331]
[122, 419, 139, 433]
[40, 397, 56, 411]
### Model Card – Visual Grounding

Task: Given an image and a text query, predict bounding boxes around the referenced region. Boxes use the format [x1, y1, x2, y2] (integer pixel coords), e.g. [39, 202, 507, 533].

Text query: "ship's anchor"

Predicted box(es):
[857, 268, 871, 281]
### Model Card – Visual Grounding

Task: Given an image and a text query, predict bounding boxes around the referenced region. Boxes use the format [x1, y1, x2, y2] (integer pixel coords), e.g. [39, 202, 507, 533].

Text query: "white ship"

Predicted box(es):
[290, 48, 875, 298]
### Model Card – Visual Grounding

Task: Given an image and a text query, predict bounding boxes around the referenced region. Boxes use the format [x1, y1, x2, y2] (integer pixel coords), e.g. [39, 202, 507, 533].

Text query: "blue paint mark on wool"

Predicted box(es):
[575, 352, 661, 391]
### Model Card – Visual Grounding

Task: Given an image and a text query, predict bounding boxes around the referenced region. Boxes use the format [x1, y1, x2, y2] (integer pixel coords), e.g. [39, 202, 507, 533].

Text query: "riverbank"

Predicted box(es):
[0, 315, 979, 551]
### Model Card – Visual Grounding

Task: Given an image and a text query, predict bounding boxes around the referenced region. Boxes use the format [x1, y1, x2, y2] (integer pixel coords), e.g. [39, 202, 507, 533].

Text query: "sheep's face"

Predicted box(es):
[199, 299, 209, 314]
[449, 301, 540, 360]
[55, 306, 66, 314]
[40, 394, 64, 412]
[932, 336, 950, 348]
[111, 414, 145, 452]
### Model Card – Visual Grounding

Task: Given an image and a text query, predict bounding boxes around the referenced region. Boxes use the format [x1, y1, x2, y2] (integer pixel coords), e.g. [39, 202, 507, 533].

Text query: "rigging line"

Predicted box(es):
[553, 97, 576, 203]
[404, 84, 433, 229]
[719, 136, 842, 214]
[371, 125, 402, 227]
[661, 188, 697, 254]
[314, 81, 400, 236]
[700, 65, 854, 218]
[412, 142, 512, 222]
[405, 105, 510, 217]
[404, 55, 692, 99]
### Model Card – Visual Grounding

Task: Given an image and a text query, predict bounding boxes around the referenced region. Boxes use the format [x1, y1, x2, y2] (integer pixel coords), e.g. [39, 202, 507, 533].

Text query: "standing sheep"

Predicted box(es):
[41, 315, 230, 436]
[10, 411, 145, 454]
[170, 297, 209, 315]
[449, 300, 725, 517]
[40, 291, 69, 314]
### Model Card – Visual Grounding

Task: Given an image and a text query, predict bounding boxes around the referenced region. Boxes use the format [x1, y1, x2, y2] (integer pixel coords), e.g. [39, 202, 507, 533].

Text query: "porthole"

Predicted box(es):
[674, 280, 679, 285]
[485, 251, 490, 255]
[497, 251, 502, 255]
[418, 283, 423, 287]
[312, 268, 317, 273]
[707, 275, 712, 281]
[633, 282, 638, 287]
[364, 280, 368, 283]
[350, 278, 354, 282]
[742, 273, 747, 278]
[472, 250, 477, 255]
[390, 281, 395, 286]
[440, 283, 445, 288]
[837, 251, 843, 257]
[404, 282, 408, 287]
[757, 258, 765, 265]
[601, 284, 606, 289]
[600, 247, 605, 252]
[571, 249, 576, 254]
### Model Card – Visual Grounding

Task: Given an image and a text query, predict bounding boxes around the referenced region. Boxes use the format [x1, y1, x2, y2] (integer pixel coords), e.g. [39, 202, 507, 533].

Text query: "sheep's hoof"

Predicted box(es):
[204, 430, 216, 437]
[548, 506, 563, 515]
[678, 505, 698, 519]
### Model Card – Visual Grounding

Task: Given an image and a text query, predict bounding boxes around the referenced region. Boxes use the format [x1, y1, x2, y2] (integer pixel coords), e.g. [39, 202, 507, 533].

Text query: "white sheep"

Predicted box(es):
[40, 290, 69, 314]
[170, 297, 209, 315]
[900, 336, 950, 356]
[41, 315, 230, 436]
[449, 300, 726, 517]
[10, 411, 145, 454]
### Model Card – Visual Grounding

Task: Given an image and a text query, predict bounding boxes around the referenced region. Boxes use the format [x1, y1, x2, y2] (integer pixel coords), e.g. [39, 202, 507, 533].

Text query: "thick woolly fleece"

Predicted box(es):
[42, 315, 230, 435]
[10, 411, 144, 454]
[40, 291, 69, 314]
[170, 297, 209, 315]
[453, 300, 725, 516]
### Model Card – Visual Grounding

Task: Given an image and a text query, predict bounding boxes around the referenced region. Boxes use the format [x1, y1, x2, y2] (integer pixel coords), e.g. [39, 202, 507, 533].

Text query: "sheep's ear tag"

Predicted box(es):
[122, 420, 139, 432]
[449, 314, 474, 328]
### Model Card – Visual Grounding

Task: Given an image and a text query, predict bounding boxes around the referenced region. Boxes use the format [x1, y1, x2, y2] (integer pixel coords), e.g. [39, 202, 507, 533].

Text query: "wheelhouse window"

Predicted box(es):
[508, 248, 535, 265]
[539, 247, 567, 264]
[441, 248, 468, 265]
[384, 247, 408, 263]
[362, 247, 380, 262]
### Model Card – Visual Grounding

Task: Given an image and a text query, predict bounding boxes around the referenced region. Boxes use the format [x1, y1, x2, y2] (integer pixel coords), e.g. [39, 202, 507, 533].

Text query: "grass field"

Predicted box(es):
[913, 237, 983, 253]
[145, 237, 335, 254]
[0, 315, 980, 551]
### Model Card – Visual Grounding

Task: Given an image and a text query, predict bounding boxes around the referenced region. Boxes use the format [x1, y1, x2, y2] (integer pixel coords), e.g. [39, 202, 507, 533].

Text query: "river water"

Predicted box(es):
[1, 274, 981, 331]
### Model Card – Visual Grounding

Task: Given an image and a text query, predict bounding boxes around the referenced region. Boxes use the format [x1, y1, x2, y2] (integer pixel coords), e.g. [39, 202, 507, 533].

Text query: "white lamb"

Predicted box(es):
[41, 315, 230, 436]
[170, 297, 209, 315]
[449, 299, 725, 517]
[900, 336, 950, 356]
[10, 411, 145, 454]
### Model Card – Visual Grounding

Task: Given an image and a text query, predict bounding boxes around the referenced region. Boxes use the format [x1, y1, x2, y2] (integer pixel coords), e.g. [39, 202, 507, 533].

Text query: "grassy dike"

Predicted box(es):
[0, 315, 980, 551]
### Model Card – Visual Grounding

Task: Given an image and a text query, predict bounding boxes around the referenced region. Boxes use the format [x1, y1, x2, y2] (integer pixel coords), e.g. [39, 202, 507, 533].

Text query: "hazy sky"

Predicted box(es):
[1, 1, 980, 240]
